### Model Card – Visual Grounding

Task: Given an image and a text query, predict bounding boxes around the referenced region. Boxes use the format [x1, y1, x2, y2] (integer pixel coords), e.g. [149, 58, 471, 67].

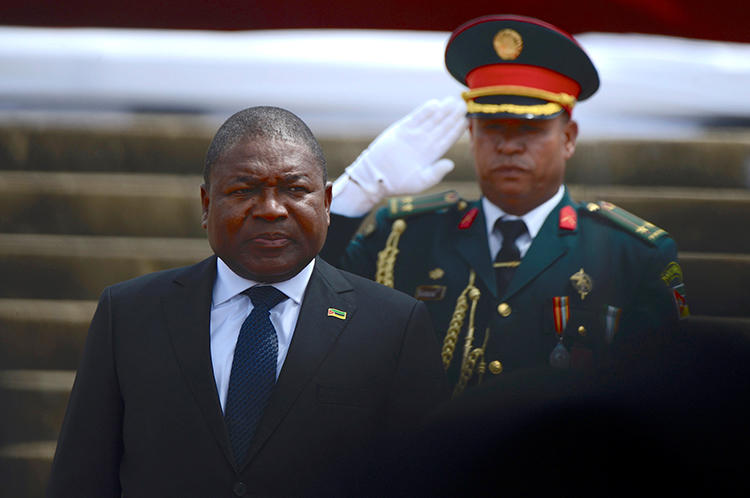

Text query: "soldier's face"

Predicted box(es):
[469, 115, 577, 215]
[201, 135, 331, 283]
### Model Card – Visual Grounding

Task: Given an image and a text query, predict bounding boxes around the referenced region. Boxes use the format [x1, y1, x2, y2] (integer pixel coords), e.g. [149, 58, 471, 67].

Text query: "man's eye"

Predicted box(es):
[288, 186, 309, 193]
[230, 187, 254, 195]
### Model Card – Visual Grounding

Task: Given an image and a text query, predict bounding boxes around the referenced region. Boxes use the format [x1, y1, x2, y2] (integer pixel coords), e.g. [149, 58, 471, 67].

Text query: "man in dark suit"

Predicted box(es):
[322, 15, 689, 394]
[47, 106, 446, 497]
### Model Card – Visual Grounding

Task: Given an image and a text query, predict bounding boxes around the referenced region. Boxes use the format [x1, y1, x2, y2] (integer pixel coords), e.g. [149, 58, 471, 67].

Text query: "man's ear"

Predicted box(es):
[563, 119, 579, 160]
[324, 181, 332, 225]
[200, 184, 209, 229]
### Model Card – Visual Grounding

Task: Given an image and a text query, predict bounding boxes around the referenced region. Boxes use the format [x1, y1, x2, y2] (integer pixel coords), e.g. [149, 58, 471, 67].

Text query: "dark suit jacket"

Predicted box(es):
[47, 256, 446, 497]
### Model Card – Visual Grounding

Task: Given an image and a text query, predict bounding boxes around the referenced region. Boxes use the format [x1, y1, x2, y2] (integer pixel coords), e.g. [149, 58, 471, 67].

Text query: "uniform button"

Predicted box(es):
[233, 482, 247, 496]
[497, 303, 512, 317]
[489, 360, 503, 374]
[578, 325, 587, 336]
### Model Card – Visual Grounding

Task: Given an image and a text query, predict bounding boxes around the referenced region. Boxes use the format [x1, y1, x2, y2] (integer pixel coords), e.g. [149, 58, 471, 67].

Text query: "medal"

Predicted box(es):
[550, 296, 570, 368]
[605, 305, 622, 344]
[549, 341, 570, 368]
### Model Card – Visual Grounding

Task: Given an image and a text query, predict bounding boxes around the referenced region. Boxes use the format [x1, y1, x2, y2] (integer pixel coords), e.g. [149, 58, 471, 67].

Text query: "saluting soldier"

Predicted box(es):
[322, 15, 689, 394]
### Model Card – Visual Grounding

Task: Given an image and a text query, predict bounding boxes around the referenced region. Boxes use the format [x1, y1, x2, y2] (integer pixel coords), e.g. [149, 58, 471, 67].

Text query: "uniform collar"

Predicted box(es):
[213, 257, 314, 307]
[482, 184, 565, 239]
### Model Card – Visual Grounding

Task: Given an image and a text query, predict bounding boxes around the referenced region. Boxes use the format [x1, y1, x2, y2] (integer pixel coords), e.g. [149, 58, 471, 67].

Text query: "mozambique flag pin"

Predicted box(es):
[327, 308, 347, 320]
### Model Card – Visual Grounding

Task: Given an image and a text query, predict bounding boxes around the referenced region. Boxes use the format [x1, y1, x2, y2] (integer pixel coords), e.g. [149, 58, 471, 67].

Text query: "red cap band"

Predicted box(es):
[466, 64, 582, 98]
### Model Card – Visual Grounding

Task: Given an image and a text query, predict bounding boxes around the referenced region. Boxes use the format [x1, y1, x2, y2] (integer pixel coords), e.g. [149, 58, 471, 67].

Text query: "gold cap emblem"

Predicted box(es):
[493, 29, 523, 60]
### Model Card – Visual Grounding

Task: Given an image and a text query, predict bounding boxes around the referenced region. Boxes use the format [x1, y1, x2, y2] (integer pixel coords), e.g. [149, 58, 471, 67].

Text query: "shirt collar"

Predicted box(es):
[213, 257, 315, 307]
[482, 185, 565, 239]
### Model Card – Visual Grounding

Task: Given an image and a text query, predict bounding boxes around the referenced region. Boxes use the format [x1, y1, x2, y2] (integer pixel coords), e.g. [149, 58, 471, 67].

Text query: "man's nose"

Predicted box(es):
[495, 134, 525, 154]
[253, 190, 288, 220]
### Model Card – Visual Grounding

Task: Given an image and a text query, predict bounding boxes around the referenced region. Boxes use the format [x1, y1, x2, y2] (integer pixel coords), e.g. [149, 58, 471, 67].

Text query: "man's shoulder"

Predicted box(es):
[105, 257, 214, 298]
[578, 200, 675, 250]
[366, 191, 477, 235]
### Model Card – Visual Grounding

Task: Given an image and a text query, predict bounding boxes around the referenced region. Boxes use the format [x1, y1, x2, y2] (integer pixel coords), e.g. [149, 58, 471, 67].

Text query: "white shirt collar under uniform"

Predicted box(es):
[482, 185, 565, 259]
[210, 257, 315, 412]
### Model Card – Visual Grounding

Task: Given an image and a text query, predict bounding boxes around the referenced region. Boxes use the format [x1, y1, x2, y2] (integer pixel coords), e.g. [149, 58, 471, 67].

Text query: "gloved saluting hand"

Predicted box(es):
[332, 96, 467, 217]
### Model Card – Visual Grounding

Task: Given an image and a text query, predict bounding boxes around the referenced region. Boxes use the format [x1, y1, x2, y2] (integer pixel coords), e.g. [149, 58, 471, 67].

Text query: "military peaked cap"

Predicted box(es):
[445, 14, 600, 119]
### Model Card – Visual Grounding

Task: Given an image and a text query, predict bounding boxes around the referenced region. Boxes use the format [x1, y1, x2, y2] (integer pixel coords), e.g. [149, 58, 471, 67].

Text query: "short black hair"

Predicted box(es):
[203, 106, 327, 185]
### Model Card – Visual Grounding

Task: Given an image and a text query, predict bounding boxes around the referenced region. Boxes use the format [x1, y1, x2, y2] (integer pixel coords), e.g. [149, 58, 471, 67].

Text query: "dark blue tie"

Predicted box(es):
[494, 219, 528, 298]
[224, 285, 287, 467]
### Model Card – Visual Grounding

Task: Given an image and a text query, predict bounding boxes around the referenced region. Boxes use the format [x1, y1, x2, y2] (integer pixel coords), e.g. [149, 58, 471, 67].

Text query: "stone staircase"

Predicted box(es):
[1, 115, 749, 497]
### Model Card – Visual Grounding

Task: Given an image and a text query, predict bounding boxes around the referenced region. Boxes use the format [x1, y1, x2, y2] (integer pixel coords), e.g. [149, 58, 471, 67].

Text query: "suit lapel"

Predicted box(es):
[505, 193, 578, 299]
[242, 257, 355, 468]
[454, 201, 498, 298]
[161, 256, 237, 470]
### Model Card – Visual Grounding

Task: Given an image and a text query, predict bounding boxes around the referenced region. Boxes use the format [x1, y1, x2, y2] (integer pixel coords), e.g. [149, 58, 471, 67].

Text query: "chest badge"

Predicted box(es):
[570, 268, 593, 300]
[428, 268, 445, 280]
[559, 205, 577, 230]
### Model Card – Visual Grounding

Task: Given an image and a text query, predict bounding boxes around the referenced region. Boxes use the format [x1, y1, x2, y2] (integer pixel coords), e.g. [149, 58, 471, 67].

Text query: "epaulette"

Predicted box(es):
[584, 200, 669, 245]
[386, 190, 462, 219]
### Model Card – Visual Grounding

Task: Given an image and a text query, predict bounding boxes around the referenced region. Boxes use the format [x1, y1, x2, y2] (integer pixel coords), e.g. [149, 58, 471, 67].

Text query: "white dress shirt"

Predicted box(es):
[209, 257, 314, 412]
[483, 185, 565, 260]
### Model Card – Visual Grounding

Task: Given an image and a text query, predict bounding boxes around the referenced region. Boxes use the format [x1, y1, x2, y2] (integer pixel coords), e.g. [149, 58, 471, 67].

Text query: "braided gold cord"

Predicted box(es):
[476, 327, 491, 385]
[375, 219, 406, 288]
[441, 270, 476, 370]
[453, 290, 483, 397]
[453, 347, 484, 397]
[461, 287, 482, 364]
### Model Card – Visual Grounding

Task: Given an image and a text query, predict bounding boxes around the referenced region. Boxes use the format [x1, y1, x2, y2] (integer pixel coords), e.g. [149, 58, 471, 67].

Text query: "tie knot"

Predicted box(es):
[495, 219, 528, 242]
[244, 286, 288, 311]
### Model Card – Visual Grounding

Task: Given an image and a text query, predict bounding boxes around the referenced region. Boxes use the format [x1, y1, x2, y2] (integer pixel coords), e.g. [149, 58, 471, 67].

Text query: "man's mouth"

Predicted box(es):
[492, 164, 530, 177]
[249, 233, 291, 248]
[493, 162, 529, 172]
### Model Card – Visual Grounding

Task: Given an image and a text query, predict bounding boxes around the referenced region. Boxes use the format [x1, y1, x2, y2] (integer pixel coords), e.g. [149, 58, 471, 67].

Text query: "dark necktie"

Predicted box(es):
[493, 219, 528, 298]
[224, 285, 287, 467]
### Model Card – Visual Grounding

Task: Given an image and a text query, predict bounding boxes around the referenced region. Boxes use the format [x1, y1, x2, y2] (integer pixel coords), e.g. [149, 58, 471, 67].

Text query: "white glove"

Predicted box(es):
[332, 96, 467, 217]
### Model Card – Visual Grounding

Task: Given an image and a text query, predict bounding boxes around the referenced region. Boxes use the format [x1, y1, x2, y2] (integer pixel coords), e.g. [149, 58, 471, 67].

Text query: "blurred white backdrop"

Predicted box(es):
[1, 26, 749, 139]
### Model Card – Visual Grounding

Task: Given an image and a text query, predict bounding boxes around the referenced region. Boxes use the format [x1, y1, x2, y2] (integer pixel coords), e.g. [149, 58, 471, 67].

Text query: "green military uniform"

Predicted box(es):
[326, 188, 687, 393]
[322, 15, 689, 394]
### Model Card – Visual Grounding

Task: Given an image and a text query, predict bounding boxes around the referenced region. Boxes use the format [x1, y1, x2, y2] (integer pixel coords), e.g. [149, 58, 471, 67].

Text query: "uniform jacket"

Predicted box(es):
[47, 256, 446, 497]
[322, 189, 686, 391]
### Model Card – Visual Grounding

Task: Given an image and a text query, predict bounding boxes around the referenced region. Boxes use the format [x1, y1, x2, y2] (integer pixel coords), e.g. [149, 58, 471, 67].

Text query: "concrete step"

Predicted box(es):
[0, 441, 55, 498]
[0, 120, 363, 178]
[0, 171, 205, 238]
[0, 233, 746, 317]
[570, 185, 750, 254]
[0, 299, 95, 370]
[0, 370, 73, 446]
[2, 171, 749, 252]
[0, 233, 211, 300]
[2, 119, 750, 187]
[679, 252, 750, 317]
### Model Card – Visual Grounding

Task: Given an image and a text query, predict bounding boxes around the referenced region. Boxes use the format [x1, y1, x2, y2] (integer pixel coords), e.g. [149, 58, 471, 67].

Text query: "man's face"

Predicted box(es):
[468, 115, 578, 215]
[201, 135, 332, 283]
